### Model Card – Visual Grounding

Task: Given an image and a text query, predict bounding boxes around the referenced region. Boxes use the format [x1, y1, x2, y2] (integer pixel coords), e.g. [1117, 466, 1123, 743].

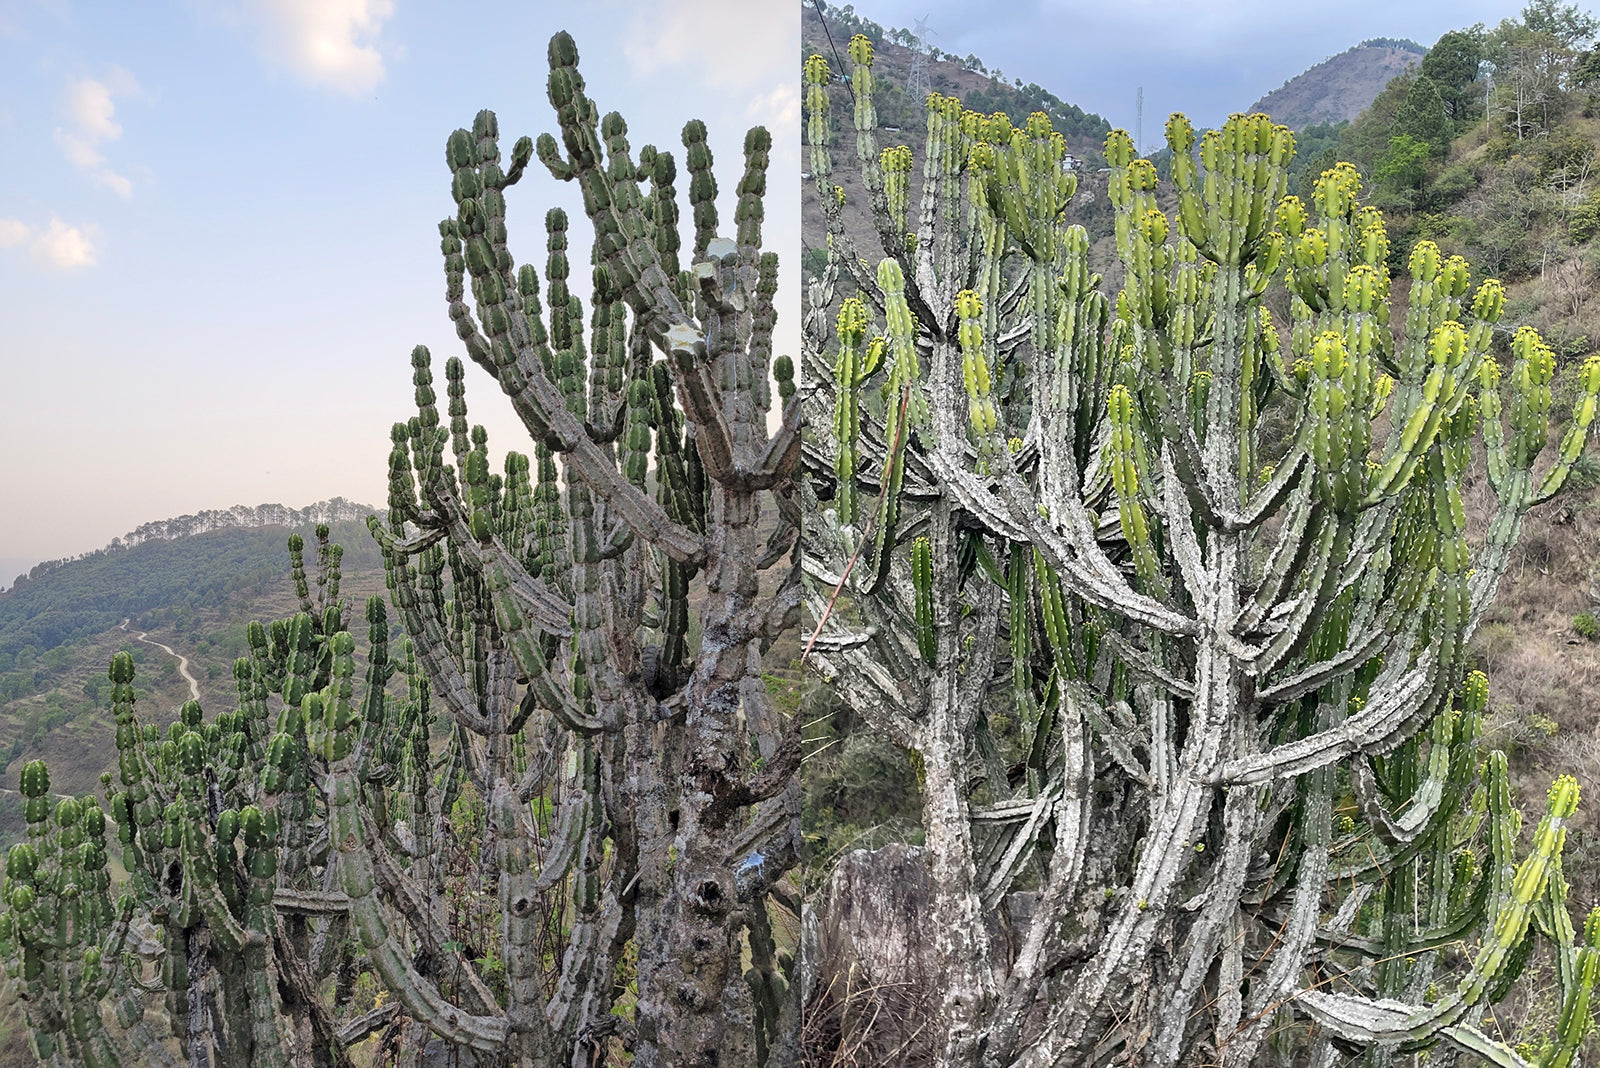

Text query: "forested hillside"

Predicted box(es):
[0, 515, 384, 806]
[0, 514, 379, 665]
[802, 2, 1113, 286]
[804, 3, 1109, 141]
[1292, 9, 1600, 288]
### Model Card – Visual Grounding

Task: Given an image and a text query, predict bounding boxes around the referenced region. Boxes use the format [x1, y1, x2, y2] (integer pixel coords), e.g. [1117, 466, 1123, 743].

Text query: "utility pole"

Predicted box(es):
[907, 15, 935, 110]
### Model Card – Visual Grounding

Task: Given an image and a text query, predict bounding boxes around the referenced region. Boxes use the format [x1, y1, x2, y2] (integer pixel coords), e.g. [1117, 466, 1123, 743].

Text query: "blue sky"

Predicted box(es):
[850, 0, 1528, 143]
[0, 0, 798, 577]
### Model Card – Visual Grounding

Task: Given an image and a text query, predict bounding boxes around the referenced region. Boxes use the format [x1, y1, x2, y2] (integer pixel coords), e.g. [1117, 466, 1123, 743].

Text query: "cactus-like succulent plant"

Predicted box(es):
[0, 758, 149, 1068]
[0, 527, 425, 1068]
[802, 39, 1600, 1068]
[0, 29, 797, 1068]
[353, 29, 800, 1066]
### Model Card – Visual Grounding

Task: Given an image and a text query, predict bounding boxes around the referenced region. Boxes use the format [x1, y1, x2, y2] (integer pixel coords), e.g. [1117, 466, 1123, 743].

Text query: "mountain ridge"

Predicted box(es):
[1247, 41, 1426, 129]
[7, 497, 377, 591]
[111, 497, 375, 549]
[0, 514, 385, 667]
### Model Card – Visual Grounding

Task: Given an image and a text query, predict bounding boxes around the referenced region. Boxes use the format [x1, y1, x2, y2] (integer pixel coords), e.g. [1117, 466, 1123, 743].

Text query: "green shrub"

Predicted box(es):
[1574, 611, 1600, 640]
[1427, 163, 1477, 208]
[1571, 200, 1600, 243]
[1567, 452, 1600, 491]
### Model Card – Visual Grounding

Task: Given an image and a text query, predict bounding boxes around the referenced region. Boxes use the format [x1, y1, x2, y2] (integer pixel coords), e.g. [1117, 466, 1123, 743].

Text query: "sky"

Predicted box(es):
[850, 0, 1529, 148]
[0, 0, 1549, 582]
[0, 0, 799, 580]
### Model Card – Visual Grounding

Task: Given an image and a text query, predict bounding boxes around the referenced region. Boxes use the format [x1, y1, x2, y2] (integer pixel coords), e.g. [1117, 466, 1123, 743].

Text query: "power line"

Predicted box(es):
[907, 15, 936, 107]
[808, 0, 856, 110]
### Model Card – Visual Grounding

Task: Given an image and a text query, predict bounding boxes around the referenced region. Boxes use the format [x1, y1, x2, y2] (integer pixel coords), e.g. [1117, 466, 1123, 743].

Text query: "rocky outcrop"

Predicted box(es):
[1248, 42, 1425, 129]
[806, 845, 938, 1066]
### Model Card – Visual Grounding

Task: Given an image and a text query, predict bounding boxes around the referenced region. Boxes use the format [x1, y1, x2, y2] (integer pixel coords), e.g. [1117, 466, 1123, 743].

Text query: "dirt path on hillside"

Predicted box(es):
[118, 618, 201, 703]
[0, 617, 201, 808]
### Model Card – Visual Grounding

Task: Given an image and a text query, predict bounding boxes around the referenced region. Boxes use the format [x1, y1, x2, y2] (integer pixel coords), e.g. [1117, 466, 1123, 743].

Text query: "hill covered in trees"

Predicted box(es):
[0, 507, 379, 666]
[4, 498, 372, 591]
[1291, 3, 1600, 328]
[0, 512, 386, 809]
[805, 2, 1110, 142]
[802, 1, 1114, 287]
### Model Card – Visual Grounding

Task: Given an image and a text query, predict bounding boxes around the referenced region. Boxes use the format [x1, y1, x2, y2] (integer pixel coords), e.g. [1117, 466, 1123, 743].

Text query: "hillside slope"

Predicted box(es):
[0, 515, 386, 813]
[802, 3, 1114, 284]
[0, 510, 379, 663]
[1248, 40, 1426, 128]
[6, 497, 373, 591]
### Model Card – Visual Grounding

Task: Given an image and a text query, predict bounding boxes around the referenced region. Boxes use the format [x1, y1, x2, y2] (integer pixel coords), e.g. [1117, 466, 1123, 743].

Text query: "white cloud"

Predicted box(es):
[624, 0, 793, 90]
[54, 128, 103, 168]
[248, 0, 395, 95]
[93, 170, 133, 198]
[0, 218, 28, 248]
[30, 218, 98, 270]
[65, 75, 124, 141]
[746, 83, 800, 132]
[54, 69, 138, 198]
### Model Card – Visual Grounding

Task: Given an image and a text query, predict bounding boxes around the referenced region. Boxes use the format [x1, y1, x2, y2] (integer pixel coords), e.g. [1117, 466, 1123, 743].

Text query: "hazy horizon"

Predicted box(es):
[0, 495, 382, 592]
[1, 0, 799, 567]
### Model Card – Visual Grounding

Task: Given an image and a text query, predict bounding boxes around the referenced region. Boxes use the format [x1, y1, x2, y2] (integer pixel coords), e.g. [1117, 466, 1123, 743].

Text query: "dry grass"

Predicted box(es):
[801, 967, 936, 1068]
[1461, 437, 1600, 913]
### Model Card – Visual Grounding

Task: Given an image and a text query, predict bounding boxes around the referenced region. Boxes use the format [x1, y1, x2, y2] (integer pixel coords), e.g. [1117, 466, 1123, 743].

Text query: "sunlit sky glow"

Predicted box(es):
[0, 0, 798, 578]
